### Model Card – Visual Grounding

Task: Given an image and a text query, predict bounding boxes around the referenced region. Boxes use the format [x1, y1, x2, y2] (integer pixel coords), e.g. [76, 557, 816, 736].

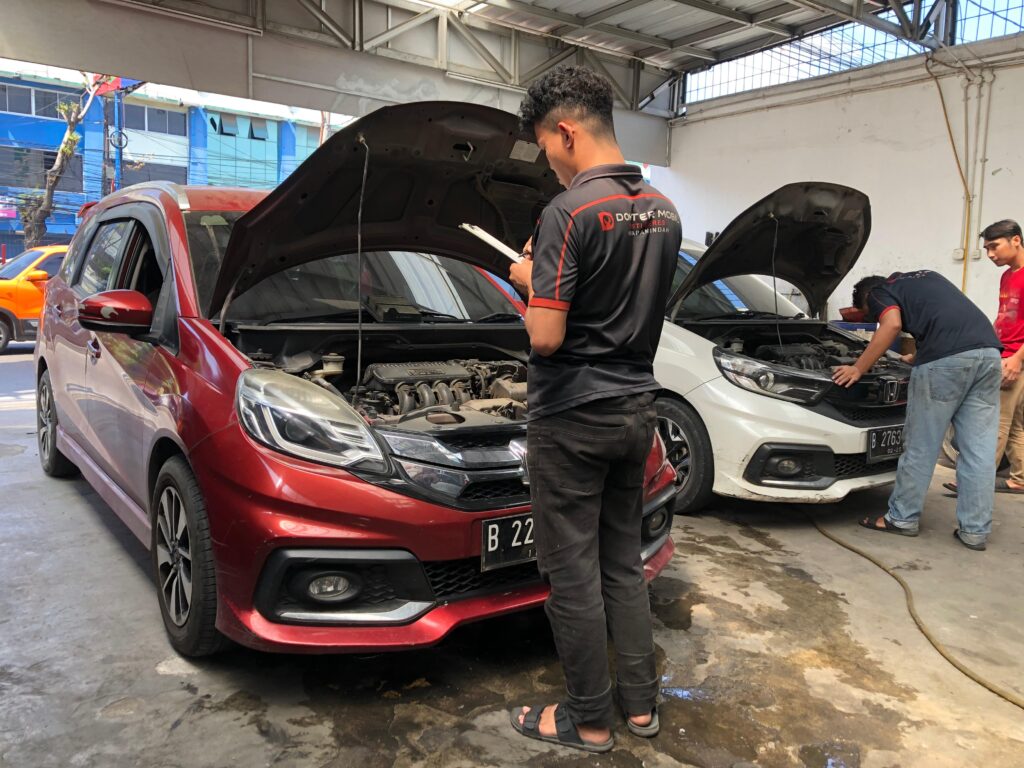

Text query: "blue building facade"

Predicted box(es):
[0, 71, 324, 258]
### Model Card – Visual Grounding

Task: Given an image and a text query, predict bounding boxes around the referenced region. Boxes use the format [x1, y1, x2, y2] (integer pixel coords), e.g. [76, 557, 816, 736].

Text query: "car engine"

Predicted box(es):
[716, 333, 905, 374]
[305, 355, 529, 424]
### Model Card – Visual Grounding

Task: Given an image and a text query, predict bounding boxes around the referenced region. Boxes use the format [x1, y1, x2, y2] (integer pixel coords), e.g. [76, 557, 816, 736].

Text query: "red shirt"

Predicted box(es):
[995, 266, 1024, 357]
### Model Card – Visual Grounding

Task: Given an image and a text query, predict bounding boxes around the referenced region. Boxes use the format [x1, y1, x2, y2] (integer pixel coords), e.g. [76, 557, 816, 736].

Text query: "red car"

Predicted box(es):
[35, 102, 678, 656]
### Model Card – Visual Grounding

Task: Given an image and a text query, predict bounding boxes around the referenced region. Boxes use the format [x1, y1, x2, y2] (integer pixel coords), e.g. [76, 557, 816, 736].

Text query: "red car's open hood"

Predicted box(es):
[208, 101, 561, 316]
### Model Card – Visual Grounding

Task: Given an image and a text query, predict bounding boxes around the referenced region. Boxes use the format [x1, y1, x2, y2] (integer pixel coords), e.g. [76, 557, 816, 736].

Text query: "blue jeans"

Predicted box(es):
[886, 348, 1001, 545]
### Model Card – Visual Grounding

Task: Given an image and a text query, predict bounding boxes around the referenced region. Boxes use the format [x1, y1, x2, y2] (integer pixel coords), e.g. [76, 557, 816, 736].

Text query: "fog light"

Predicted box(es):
[775, 458, 802, 477]
[643, 509, 669, 539]
[305, 573, 359, 603]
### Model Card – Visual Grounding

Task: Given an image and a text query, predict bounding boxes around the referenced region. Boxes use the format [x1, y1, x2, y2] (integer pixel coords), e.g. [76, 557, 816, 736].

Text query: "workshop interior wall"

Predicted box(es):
[654, 35, 1024, 317]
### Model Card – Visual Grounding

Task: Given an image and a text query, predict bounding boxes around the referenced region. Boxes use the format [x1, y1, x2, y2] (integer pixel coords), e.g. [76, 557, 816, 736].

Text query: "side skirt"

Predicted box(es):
[56, 426, 151, 548]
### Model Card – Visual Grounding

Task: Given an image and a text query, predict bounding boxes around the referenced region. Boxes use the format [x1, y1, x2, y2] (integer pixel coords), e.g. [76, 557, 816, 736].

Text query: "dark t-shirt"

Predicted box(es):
[527, 164, 682, 420]
[867, 270, 1001, 366]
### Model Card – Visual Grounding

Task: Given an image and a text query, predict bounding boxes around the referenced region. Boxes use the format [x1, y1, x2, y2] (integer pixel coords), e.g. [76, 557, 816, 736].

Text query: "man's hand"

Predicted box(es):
[509, 258, 533, 295]
[900, 353, 916, 365]
[1002, 355, 1022, 385]
[832, 365, 863, 387]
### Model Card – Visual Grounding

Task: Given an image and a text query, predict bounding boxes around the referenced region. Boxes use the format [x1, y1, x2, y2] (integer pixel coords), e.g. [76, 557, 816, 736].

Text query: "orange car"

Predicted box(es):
[0, 245, 67, 352]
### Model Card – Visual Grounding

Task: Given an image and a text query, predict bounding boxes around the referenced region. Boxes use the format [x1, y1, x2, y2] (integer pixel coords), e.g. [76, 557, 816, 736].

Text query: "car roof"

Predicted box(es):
[102, 181, 270, 213]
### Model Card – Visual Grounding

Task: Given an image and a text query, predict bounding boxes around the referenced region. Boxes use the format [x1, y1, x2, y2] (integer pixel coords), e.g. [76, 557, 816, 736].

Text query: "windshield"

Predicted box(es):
[0, 249, 45, 280]
[669, 249, 800, 318]
[184, 211, 522, 323]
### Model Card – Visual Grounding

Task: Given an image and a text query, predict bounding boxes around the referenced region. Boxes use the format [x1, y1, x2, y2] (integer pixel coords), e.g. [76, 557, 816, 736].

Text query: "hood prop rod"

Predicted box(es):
[352, 132, 371, 410]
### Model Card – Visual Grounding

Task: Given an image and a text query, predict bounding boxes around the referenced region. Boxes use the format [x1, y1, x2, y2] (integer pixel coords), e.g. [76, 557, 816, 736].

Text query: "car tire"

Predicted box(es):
[0, 318, 11, 354]
[656, 397, 714, 516]
[37, 369, 78, 477]
[942, 424, 1008, 470]
[151, 456, 228, 657]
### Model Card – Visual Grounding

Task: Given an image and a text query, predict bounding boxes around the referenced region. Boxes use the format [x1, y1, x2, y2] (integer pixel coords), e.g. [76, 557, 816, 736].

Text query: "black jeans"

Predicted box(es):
[526, 392, 659, 728]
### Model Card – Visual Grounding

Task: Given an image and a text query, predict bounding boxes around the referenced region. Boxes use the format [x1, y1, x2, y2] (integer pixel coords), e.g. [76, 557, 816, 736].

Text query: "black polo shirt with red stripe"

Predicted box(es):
[866, 270, 1001, 366]
[527, 163, 682, 420]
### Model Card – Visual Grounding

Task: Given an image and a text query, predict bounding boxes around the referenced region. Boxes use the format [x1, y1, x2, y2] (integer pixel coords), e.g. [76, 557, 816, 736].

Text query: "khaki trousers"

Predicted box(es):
[997, 371, 1024, 485]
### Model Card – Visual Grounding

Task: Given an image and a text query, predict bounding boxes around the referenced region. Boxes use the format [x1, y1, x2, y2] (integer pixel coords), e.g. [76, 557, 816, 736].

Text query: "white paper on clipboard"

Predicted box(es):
[459, 223, 523, 263]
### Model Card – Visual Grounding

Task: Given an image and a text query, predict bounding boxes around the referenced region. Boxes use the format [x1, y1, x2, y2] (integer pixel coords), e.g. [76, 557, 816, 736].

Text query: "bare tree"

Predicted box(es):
[18, 75, 106, 248]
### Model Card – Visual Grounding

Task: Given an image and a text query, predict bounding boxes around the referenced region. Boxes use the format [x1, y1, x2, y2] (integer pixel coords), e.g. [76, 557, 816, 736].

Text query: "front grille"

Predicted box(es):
[459, 478, 529, 501]
[834, 453, 899, 478]
[358, 565, 400, 605]
[830, 404, 906, 423]
[424, 557, 541, 601]
[440, 433, 522, 452]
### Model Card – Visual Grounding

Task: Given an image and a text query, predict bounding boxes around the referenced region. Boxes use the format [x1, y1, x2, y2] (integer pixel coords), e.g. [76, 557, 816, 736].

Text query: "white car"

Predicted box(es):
[652, 182, 911, 514]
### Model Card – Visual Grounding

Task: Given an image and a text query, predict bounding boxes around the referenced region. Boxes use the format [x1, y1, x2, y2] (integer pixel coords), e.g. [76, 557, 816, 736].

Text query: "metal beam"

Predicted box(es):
[667, 0, 794, 36]
[520, 46, 577, 82]
[583, 0, 653, 26]
[96, 0, 262, 34]
[448, 12, 514, 83]
[676, 13, 847, 68]
[886, 0, 914, 37]
[363, 8, 440, 51]
[783, 0, 932, 45]
[584, 49, 632, 106]
[295, 0, 353, 48]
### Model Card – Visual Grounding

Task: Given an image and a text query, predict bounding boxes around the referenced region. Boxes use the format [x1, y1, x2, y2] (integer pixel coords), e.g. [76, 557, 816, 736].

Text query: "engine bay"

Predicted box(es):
[686, 321, 907, 375]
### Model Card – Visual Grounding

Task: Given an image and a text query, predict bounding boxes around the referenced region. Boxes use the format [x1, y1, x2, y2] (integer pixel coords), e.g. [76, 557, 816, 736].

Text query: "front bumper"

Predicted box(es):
[687, 377, 901, 503]
[190, 423, 676, 653]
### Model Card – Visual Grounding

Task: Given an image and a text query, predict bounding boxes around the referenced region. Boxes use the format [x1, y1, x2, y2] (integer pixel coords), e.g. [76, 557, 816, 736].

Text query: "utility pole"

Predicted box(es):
[113, 89, 123, 190]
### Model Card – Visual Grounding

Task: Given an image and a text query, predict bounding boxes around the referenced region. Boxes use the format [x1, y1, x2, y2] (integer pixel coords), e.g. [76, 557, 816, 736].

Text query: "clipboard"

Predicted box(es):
[459, 223, 524, 263]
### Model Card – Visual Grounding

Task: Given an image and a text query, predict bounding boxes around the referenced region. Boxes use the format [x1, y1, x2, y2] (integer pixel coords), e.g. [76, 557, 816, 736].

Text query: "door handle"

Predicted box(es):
[87, 338, 101, 360]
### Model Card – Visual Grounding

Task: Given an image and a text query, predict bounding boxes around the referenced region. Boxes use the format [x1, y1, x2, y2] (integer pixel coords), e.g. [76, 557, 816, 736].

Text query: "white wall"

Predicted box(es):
[653, 34, 1024, 318]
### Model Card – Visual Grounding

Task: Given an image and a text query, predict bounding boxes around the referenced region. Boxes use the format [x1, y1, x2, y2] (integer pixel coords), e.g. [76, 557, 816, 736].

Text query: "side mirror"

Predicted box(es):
[79, 290, 153, 335]
[26, 269, 50, 283]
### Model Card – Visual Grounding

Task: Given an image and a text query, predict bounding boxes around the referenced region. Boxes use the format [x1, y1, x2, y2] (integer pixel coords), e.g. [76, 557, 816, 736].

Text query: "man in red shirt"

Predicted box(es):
[983, 219, 1024, 492]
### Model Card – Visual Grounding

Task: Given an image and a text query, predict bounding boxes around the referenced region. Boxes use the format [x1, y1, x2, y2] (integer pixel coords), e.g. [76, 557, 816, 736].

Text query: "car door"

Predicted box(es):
[82, 207, 177, 509]
[53, 218, 134, 449]
[16, 251, 65, 338]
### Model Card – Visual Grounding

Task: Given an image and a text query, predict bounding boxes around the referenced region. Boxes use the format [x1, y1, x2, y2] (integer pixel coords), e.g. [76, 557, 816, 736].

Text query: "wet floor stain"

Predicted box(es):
[798, 741, 860, 767]
[0, 442, 25, 458]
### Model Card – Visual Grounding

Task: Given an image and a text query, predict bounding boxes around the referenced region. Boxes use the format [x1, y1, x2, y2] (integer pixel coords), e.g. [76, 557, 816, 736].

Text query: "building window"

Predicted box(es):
[0, 146, 84, 192]
[119, 102, 187, 136]
[218, 114, 238, 136]
[124, 103, 146, 130]
[0, 84, 34, 115]
[249, 117, 268, 140]
[33, 90, 68, 119]
[122, 161, 188, 186]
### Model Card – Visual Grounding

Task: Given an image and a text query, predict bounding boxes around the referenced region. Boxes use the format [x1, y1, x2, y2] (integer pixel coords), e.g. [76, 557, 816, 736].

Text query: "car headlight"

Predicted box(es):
[236, 369, 385, 470]
[713, 347, 831, 404]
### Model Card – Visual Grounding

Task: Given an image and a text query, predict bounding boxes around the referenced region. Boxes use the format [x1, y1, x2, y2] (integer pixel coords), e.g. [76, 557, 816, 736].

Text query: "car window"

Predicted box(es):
[74, 220, 133, 297]
[0, 249, 45, 280]
[60, 219, 98, 283]
[37, 254, 64, 278]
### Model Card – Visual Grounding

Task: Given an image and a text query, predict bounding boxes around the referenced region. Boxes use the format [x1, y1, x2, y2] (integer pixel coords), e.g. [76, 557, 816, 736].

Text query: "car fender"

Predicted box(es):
[654, 323, 719, 398]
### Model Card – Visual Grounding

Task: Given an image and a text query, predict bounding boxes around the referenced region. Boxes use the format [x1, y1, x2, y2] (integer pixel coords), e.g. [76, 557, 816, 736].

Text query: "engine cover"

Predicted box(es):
[362, 361, 472, 386]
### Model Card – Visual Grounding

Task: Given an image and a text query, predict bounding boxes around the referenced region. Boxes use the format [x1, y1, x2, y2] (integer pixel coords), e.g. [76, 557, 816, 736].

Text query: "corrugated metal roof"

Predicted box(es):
[470, 0, 865, 71]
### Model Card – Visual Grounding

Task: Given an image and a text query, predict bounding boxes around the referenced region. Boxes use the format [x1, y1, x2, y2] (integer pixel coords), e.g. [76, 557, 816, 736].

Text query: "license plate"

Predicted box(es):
[867, 425, 904, 463]
[481, 513, 536, 572]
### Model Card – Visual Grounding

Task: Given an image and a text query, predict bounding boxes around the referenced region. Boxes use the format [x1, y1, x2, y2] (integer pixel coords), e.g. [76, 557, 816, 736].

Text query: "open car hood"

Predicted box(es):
[208, 101, 561, 316]
[668, 182, 871, 318]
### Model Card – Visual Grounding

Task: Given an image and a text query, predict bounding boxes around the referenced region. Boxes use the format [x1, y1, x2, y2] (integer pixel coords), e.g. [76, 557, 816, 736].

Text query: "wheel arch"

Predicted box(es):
[148, 436, 190, 513]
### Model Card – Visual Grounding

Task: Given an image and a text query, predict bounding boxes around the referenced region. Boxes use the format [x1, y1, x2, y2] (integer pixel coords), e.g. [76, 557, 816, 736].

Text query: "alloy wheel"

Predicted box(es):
[37, 380, 54, 465]
[156, 487, 193, 627]
[658, 416, 692, 488]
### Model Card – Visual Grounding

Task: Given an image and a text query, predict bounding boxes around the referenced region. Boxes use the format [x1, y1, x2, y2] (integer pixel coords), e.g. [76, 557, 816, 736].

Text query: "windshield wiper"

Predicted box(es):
[415, 308, 463, 322]
[694, 310, 791, 321]
[474, 312, 524, 324]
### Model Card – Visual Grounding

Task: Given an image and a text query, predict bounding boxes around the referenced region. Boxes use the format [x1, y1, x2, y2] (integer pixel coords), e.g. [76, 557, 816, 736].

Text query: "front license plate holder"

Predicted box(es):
[481, 513, 536, 572]
[867, 425, 905, 463]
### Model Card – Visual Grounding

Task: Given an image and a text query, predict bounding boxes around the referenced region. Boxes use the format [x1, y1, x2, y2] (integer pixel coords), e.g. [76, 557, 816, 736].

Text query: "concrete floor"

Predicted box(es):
[1, 342, 1022, 768]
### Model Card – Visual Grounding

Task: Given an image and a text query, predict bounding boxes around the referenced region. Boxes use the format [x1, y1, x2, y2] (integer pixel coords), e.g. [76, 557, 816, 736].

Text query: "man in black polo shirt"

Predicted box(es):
[506, 65, 681, 753]
[833, 270, 1002, 550]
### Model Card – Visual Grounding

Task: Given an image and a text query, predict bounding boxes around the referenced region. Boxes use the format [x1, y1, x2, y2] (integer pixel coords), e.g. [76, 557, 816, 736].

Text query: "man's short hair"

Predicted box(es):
[852, 275, 888, 311]
[980, 219, 1022, 242]
[518, 64, 616, 138]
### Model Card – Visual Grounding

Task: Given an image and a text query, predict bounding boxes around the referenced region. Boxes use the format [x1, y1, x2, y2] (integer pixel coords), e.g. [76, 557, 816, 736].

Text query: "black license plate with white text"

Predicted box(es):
[481, 513, 536, 571]
[867, 425, 904, 463]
